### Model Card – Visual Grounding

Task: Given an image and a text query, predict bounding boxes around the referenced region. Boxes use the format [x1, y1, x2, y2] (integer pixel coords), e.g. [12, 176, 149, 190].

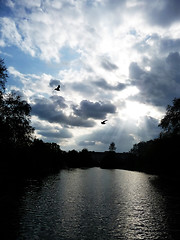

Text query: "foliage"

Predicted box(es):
[28, 139, 65, 175]
[100, 151, 117, 168]
[0, 92, 34, 147]
[130, 98, 180, 174]
[65, 148, 94, 168]
[159, 98, 180, 136]
[0, 58, 34, 149]
[109, 142, 116, 151]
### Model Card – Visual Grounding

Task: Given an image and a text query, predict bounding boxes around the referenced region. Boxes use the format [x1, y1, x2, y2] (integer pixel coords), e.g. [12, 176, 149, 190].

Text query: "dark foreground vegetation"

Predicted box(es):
[0, 58, 180, 178]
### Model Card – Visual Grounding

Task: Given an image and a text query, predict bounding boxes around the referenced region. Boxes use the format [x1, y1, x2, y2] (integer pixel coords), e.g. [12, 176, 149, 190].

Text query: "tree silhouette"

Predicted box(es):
[129, 98, 180, 174]
[109, 142, 116, 151]
[0, 59, 34, 148]
[159, 98, 180, 136]
[0, 91, 34, 148]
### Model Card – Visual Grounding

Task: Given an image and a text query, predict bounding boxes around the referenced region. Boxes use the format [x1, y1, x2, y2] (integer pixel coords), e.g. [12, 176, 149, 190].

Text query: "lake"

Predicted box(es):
[1, 168, 180, 240]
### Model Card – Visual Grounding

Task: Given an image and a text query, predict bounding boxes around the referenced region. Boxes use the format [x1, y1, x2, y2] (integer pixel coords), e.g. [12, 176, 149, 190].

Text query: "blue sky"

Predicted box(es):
[1, 0, 180, 152]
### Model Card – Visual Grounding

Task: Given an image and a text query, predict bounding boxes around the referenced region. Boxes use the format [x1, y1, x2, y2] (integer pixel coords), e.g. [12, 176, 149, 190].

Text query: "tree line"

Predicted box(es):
[100, 98, 180, 175]
[0, 59, 98, 176]
[0, 58, 180, 177]
[129, 98, 180, 175]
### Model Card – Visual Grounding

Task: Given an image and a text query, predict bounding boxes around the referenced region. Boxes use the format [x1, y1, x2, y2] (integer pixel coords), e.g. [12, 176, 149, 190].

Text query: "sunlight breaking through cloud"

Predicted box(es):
[1, 0, 180, 151]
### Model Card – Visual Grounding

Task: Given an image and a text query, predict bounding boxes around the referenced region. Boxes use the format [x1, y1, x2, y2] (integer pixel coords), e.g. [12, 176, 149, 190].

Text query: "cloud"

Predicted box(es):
[0, 17, 22, 48]
[100, 58, 118, 71]
[134, 34, 180, 56]
[38, 129, 72, 139]
[2, 0, 180, 65]
[67, 76, 127, 101]
[32, 97, 95, 127]
[32, 119, 73, 143]
[50, 95, 67, 109]
[8, 66, 53, 97]
[166, 51, 180, 70]
[128, 0, 180, 28]
[49, 79, 61, 88]
[0, 0, 136, 64]
[93, 78, 127, 91]
[129, 52, 180, 106]
[1, 0, 81, 61]
[69, 81, 95, 96]
[144, 0, 180, 27]
[73, 100, 116, 119]
[159, 37, 180, 53]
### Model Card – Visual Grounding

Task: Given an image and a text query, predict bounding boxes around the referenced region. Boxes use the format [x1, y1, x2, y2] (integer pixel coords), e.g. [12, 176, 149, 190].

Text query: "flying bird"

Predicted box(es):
[101, 120, 108, 124]
[54, 85, 60, 91]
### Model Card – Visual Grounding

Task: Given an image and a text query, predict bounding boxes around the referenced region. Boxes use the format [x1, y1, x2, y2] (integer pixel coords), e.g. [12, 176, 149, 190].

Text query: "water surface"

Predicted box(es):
[1, 168, 180, 239]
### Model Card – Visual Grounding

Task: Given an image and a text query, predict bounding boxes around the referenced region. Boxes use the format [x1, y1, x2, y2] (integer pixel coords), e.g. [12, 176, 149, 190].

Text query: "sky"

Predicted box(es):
[1, 0, 180, 152]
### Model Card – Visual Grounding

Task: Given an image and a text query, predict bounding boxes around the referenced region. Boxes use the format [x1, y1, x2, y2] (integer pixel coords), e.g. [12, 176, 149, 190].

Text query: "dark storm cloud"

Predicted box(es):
[94, 78, 127, 91]
[73, 100, 116, 119]
[32, 120, 73, 141]
[32, 98, 95, 127]
[166, 52, 180, 70]
[160, 38, 180, 53]
[100, 58, 118, 71]
[141, 0, 180, 27]
[129, 52, 180, 106]
[49, 79, 61, 87]
[129, 62, 144, 80]
[67, 115, 95, 127]
[38, 129, 72, 139]
[69, 78, 127, 100]
[50, 95, 68, 109]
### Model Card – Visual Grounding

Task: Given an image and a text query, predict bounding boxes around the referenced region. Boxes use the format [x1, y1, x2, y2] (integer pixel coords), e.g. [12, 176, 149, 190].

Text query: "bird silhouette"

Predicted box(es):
[54, 85, 60, 91]
[101, 120, 108, 124]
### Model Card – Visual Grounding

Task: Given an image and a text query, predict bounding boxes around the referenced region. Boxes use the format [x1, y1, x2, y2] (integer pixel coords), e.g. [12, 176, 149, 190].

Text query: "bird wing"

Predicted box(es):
[101, 120, 108, 124]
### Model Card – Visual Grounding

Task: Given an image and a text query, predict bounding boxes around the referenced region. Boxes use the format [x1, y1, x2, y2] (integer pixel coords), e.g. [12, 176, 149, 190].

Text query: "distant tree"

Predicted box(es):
[81, 148, 88, 152]
[109, 142, 116, 152]
[159, 98, 180, 136]
[66, 149, 79, 168]
[78, 148, 92, 167]
[130, 141, 148, 157]
[48, 142, 61, 153]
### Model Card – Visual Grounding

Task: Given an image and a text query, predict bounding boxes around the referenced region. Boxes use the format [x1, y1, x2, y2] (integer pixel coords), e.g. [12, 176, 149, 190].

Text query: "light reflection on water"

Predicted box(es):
[1, 168, 180, 240]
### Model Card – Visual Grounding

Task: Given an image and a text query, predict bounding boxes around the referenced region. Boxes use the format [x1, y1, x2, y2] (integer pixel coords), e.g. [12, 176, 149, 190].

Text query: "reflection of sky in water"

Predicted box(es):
[11, 168, 178, 240]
